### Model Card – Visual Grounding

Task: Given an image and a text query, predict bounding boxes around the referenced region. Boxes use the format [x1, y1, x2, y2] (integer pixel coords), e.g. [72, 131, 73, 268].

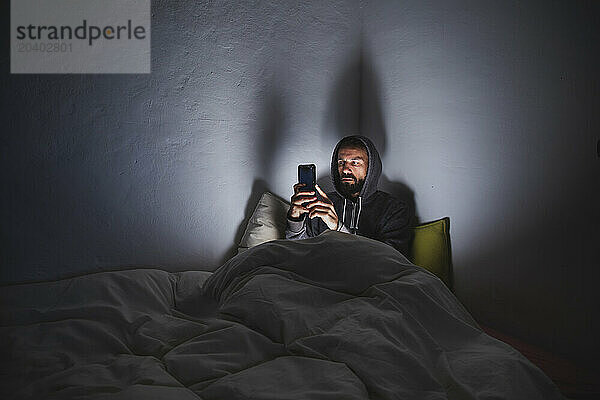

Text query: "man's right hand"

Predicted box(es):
[287, 183, 317, 220]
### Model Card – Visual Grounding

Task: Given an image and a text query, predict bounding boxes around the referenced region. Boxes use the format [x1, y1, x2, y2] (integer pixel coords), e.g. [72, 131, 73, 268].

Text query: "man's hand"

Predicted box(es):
[306, 185, 339, 230]
[288, 183, 317, 220]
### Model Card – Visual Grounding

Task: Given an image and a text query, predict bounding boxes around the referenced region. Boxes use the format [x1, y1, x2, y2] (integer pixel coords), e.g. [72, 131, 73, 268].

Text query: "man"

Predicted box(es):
[286, 135, 412, 255]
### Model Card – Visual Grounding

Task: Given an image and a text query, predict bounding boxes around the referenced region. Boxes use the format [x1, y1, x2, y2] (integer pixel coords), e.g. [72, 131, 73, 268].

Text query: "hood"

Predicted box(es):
[330, 135, 382, 201]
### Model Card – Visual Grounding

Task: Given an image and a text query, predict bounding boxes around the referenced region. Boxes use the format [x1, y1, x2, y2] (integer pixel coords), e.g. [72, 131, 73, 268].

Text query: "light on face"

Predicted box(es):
[337, 147, 368, 180]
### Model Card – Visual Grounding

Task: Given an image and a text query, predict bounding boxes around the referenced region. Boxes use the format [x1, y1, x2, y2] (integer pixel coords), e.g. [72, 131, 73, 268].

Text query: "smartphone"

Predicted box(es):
[298, 164, 316, 192]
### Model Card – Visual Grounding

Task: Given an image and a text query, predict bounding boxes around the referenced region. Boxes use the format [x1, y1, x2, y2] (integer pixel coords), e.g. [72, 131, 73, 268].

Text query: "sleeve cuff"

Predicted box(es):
[287, 218, 305, 233]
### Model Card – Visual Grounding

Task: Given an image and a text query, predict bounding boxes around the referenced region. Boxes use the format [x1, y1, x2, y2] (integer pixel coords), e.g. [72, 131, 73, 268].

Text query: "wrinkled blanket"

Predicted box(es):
[0, 231, 563, 399]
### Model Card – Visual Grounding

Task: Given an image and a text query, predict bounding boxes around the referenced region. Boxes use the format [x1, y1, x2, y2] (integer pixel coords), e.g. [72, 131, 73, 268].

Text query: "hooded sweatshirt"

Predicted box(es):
[286, 135, 412, 255]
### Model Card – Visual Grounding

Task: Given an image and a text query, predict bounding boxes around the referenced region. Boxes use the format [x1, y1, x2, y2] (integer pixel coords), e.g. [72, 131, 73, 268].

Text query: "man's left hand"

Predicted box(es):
[307, 185, 339, 231]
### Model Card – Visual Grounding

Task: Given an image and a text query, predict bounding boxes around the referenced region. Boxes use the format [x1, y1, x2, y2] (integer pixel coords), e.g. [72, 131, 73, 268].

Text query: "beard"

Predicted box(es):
[336, 174, 365, 199]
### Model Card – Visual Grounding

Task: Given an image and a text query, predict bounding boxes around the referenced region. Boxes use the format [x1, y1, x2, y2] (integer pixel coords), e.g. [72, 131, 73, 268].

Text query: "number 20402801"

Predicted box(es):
[17, 42, 72, 52]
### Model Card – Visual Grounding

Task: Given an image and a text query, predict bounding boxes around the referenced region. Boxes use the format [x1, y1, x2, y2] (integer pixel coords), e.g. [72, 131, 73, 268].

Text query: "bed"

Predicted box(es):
[0, 228, 564, 399]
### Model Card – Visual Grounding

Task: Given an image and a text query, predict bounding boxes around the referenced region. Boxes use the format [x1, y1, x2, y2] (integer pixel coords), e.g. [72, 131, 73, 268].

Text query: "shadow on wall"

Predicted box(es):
[322, 48, 361, 149]
[255, 86, 285, 180]
[359, 45, 418, 225]
[317, 46, 361, 193]
[324, 45, 418, 225]
[222, 86, 285, 263]
[223, 178, 269, 263]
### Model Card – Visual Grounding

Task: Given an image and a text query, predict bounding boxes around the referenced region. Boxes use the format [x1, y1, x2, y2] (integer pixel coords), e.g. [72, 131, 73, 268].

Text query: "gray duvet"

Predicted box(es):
[1, 231, 563, 399]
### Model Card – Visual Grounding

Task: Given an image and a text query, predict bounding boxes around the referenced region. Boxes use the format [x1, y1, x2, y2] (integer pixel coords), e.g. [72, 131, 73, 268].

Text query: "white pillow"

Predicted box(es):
[237, 192, 290, 253]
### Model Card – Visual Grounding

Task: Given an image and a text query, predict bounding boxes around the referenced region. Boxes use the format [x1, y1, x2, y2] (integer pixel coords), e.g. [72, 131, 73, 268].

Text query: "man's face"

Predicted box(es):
[336, 146, 368, 198]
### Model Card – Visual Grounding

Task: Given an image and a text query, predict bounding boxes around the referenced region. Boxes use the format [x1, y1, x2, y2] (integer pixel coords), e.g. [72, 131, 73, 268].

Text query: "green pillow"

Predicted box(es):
[410, 217, 452, 289]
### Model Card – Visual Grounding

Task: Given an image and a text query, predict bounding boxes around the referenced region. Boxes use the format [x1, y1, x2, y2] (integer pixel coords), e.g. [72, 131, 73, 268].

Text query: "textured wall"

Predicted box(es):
[1, 0, 598, 367]
[1, 0, 362, 280]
